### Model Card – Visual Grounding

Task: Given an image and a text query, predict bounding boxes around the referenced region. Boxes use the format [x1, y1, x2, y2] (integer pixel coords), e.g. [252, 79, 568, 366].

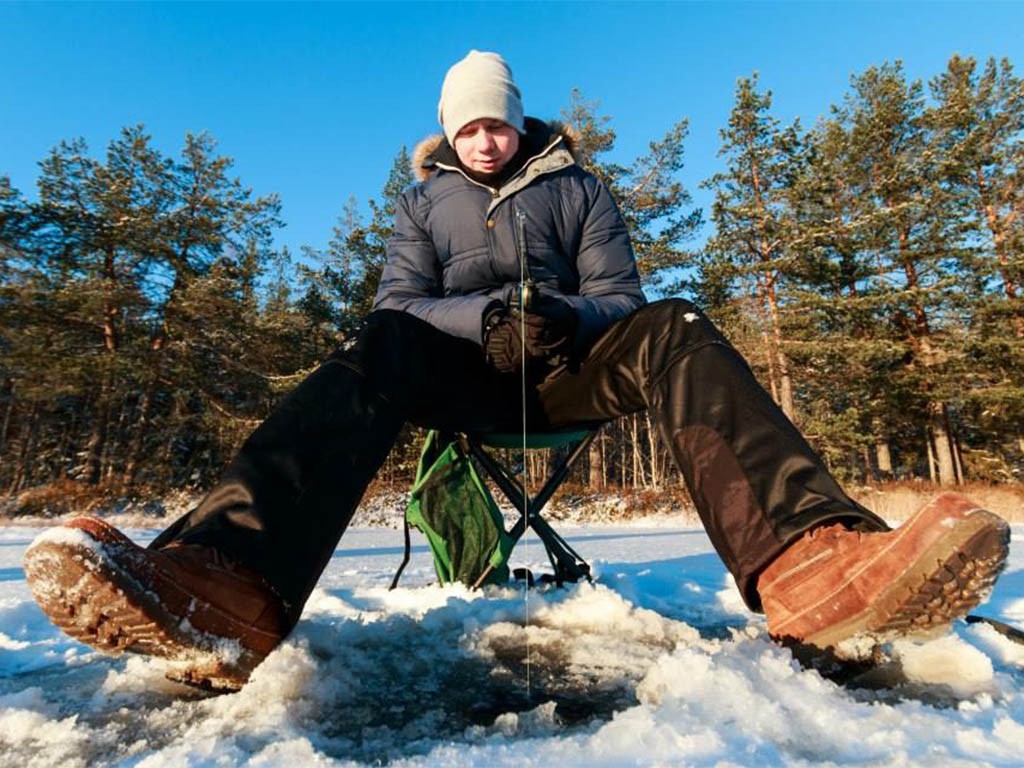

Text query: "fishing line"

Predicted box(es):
[517, 208, 532, 699]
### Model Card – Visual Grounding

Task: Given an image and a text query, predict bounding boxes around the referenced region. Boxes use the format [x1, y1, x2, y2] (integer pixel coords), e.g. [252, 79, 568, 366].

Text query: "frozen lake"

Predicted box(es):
[3, 521, 1024, 766]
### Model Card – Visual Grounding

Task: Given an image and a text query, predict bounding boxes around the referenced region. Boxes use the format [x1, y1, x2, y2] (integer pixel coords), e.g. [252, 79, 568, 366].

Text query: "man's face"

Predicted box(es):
[452, 119, 520, 175]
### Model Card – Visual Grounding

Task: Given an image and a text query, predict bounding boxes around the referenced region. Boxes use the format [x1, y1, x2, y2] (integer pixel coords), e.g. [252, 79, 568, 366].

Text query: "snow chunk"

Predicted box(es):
[0, 688, 91, 768]
[893, 635, 995, 697]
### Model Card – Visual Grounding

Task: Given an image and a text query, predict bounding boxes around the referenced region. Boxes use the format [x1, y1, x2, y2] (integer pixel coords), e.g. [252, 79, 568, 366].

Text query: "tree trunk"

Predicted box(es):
[588, 433, 605, 490]
[123, 384, 155, 486]
[893, 222, 956, 486]
[0, 382, 13, 457]
[630, 415, 642, 489]
[619, 432, 626, 490]
[778, 369, 795, 423]
[929, 403, 958, 487]
[600, 430, 608, 487]
[86, 248, 121, 486]
[102, 398, 131, 485]
[764, 274, 796, 420]
[646, 413, 660, 490]
[859, 445, 871, 482]
[929, 401, 958, 486]
[747, 137, 795, 421]
[84, 385, 111, 485]
[546, 445, 563, 484]
[875, 439, 893, 477]
[162, 400, 182, 470]
[953, 433, 965, 485]
[9, 403, 40, 494]
[56, 413, 78, 480]
[754, 282, 782, 405]
[926, 432, 937, 483]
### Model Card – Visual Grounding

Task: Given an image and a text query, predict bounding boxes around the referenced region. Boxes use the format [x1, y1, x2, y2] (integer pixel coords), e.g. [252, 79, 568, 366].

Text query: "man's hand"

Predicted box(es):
[483, 306, 522, 373]
[523, 293, 577, 358]
[483, 295, 578, 373]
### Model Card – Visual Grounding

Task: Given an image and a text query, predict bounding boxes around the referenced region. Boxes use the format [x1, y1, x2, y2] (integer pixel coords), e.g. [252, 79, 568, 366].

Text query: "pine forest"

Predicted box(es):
[1, 55, 1022, 515]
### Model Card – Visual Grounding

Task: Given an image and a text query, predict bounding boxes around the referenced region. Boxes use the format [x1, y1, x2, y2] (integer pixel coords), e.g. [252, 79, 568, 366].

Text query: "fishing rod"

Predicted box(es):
[515, 207, 534, 698]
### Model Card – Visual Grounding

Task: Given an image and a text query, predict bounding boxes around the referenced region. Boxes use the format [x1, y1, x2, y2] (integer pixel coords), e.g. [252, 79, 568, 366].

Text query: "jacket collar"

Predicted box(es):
[411, 118, 579, 193]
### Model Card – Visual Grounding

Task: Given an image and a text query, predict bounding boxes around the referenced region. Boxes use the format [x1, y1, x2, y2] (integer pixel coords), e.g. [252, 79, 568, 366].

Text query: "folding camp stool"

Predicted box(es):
[392, 426, 602, 589]
[462, 427, 601, 587]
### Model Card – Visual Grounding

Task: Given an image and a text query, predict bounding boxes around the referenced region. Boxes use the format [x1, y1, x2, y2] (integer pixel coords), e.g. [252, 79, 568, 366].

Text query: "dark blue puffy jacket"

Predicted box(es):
[372, 118, 646, 351]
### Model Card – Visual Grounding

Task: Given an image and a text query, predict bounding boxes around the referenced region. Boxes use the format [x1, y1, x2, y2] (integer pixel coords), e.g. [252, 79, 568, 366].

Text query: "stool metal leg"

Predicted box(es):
[463, 432, 598, 585]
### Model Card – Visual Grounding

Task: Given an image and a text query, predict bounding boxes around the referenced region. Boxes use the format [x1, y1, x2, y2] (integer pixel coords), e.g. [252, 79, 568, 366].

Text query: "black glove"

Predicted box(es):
[482, 296, 578, 374]
[483, 306, 522, 373]
[521, 293, 577, 359]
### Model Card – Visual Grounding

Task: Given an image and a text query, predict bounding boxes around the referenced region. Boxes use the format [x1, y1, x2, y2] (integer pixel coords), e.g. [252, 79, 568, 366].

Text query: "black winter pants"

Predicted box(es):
[152, 300, 886, 627]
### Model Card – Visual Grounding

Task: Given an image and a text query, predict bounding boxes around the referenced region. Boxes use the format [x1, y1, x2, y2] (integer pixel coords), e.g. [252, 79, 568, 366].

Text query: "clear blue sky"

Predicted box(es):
[2, 1, 1023, 261]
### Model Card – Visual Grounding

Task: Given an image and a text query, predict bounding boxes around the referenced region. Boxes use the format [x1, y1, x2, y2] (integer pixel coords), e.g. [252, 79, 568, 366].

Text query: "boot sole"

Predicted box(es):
[24, 530, 256, 691]
[803, 509, 1010, 651]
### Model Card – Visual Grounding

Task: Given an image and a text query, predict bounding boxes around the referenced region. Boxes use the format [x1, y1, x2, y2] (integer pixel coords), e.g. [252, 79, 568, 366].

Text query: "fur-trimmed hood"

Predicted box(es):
[411, 118, 580, 182]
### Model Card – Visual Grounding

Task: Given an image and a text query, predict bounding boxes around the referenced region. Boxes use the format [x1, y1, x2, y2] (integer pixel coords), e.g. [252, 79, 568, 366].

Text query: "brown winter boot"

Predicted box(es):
[758, 492, 1010, 651]
[23, 517, 290, 691]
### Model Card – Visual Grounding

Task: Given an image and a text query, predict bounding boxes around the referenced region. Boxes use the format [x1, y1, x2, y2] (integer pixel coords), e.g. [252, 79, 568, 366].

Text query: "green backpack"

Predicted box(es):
[394, 430, 515, 589]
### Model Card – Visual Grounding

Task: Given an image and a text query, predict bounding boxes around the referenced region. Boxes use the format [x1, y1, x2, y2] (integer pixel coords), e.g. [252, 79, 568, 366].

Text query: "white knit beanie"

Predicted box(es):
[437, 50, 525, 145]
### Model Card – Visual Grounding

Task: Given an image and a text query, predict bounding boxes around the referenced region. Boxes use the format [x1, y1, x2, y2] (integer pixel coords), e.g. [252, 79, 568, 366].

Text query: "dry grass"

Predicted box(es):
[548, 481, 1024, 526]
[4, 478, 1021, 528]
[850, 482, 1024, 524]
[0, 479, 171, 520]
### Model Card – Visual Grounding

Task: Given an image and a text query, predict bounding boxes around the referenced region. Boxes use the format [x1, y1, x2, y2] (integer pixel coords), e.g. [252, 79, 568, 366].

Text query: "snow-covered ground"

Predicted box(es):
[3, 521, 1024, 767]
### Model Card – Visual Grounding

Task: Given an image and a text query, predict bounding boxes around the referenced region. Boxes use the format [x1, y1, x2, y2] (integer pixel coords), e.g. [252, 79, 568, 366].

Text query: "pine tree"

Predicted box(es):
[30, 128, 165, 483]
[703, 74, 805, 419]
[787, 115, 908, 479]
[836, 63, 967, 484]
[928, 57, 1024, 467]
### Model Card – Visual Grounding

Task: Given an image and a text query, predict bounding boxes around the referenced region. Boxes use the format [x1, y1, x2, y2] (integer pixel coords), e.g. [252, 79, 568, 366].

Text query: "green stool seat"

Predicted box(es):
[476, 429, 595, 450]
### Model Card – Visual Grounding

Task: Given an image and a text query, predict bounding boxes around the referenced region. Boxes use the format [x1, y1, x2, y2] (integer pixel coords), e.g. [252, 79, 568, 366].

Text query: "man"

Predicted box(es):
[25, 51, 1010, 691]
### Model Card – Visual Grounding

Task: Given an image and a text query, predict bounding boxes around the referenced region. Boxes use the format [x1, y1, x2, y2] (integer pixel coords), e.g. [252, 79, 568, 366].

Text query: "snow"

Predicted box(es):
[2, 522, 1024, 767]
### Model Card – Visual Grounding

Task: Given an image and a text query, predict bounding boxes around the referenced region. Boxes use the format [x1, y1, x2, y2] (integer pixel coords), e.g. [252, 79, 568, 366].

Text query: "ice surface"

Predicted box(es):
[1, 523, 1024, 766]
